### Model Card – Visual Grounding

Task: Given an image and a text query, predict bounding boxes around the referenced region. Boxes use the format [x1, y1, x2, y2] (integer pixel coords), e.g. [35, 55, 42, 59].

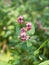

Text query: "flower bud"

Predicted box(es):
[26, 22, 32, 30]
[17, 16, 24, 24]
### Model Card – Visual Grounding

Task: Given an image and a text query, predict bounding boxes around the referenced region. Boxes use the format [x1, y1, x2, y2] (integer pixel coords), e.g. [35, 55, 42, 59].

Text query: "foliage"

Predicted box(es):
[0, 0, 49, 65]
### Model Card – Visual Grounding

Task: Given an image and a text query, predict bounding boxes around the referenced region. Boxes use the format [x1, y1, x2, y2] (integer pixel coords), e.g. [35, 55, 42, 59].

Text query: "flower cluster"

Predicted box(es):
[17, 16, 32, 41]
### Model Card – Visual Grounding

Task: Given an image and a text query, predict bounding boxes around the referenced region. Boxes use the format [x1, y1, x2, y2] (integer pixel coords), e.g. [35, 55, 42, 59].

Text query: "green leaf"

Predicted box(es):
[38, 39, 49, 50]
[39, 60, 49, 65]
[16, 24, 20, 36]
[26, 41, 32, 47]
[33, 49, 39, 55]
[34, 39, 49, 55]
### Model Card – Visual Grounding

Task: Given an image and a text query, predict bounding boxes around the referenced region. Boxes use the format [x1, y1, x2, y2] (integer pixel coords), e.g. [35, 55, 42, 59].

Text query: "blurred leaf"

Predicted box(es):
[39, 60, 49, 65]
[34, 39, 49, 55]
[38, 39, 49, 50]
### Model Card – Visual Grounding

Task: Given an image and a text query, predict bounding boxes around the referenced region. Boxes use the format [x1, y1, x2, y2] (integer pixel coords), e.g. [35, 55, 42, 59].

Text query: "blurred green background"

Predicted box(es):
[0, 0, 49, 65]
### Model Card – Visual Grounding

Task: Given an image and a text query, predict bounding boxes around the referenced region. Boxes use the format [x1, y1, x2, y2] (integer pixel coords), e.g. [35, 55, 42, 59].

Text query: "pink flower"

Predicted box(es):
[17, 16, 24, 24]
[20, 32, 27, 41]
[21, 27, 27, 32]
[26, 22, 32, 30]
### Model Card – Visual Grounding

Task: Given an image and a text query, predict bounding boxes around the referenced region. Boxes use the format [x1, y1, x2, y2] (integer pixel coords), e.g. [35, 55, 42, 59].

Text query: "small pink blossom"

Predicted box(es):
[26, 22, 32, 30]
[20, 32, 27, 41]
[17, 16, 24, 24]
